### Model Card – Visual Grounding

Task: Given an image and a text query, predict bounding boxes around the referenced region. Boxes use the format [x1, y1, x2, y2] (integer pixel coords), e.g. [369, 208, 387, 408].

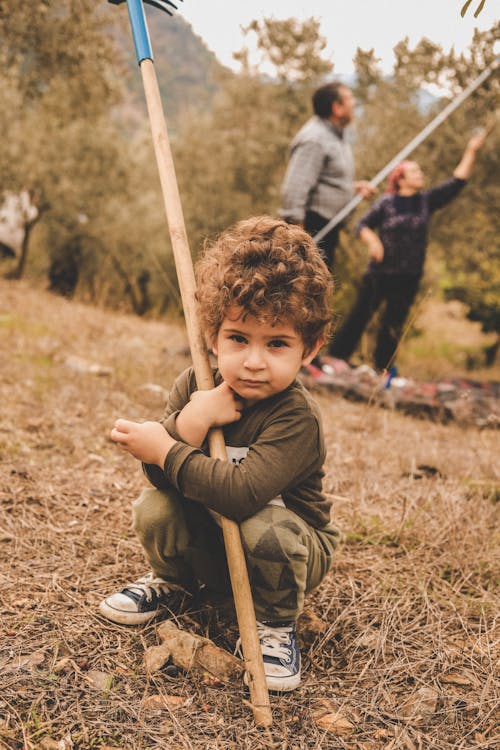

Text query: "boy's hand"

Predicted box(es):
[175, 381, 244, 447]
[110, 419, 175, 467]
[190, 382, 244, 427]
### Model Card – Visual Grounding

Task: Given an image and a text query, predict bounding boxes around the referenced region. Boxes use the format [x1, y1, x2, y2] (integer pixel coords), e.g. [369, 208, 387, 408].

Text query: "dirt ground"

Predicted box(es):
[1, 279, 498, 749]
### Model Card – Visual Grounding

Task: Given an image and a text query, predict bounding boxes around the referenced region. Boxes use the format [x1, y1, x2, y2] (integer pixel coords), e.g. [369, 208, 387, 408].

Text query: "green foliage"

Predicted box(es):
[239, 17, 332, 84]
[173, 17, 333, 254]
[1, 3, 498, 359]
[424, 26, 500, 336]
[343, 27, 500, 345]
[123, 10, 228, 129]
[0, 0, 180, 312]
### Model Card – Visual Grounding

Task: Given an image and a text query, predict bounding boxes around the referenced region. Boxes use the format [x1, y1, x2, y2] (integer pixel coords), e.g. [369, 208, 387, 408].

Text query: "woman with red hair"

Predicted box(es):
[327, 132, 486, 372]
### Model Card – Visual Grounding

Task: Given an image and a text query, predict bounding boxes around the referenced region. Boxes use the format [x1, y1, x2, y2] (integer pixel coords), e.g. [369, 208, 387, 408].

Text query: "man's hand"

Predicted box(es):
[354, 180, 376, 199]
[110, 419, 175, 467]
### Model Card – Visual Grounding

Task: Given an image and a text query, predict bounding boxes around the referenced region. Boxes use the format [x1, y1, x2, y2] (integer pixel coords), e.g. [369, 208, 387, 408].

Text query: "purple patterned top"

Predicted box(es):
[357, 177, 466, 275]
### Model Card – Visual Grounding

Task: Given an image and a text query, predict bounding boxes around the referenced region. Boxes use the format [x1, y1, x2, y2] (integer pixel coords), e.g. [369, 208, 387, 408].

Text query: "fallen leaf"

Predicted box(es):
[159, 721, 175, 736]
[143, 643, 171, 673]
[201, 671, 224, 687]
[85, 670, 113, 691]
[313, 712, 355, 734]
[298, 609, 328, 639]
[114, 664, 135, 676]
[355, 631, 382, 651]
[313, 698, 340, 711]
[398, 728, 418, 750]
[53, 657, 72, 673]
[440, 670, 472, 686]
[142, 693, 189, 710]
[312, 699, 356, 735]
[4, 649, 45, 673]
[397, 687, 439, 722]
[151, 620, 244, 683]
[38, 740, 59, 750]
[39, 735, 73, 750]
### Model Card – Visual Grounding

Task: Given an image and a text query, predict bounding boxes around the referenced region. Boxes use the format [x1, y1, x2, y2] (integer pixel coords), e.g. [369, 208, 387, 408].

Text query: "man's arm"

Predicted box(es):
[280, 141, 325, 224]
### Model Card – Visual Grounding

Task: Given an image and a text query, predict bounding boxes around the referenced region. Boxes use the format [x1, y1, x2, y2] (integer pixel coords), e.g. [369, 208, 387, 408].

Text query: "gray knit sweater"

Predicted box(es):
[280, 116, 355, 224]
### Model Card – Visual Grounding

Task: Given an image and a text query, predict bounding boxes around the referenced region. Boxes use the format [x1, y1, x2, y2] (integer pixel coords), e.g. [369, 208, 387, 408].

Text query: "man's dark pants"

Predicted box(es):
[304, 210, 341, 270]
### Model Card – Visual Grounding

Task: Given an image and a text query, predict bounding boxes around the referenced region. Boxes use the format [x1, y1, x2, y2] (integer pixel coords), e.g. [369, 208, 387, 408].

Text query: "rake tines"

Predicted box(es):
[108, 0, 182, 16]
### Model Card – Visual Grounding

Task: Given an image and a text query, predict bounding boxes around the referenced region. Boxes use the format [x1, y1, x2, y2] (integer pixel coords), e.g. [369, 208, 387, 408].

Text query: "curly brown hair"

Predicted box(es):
[195, 216, 333, 352]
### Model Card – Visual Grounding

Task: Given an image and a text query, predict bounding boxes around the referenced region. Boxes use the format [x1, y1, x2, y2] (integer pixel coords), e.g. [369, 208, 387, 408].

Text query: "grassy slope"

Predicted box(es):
[0, 279, 498, 749]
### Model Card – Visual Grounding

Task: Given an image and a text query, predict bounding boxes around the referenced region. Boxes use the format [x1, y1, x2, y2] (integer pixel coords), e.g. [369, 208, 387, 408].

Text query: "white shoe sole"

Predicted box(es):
[244, 669, 301, 692]
[98, 598, 159, 625]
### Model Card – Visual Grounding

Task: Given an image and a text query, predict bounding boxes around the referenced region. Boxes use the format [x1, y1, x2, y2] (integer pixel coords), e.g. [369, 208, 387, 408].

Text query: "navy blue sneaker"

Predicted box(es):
[256, 620, 301, 692]
[99, 573, 181, 625]
[383, 365, 398, 389]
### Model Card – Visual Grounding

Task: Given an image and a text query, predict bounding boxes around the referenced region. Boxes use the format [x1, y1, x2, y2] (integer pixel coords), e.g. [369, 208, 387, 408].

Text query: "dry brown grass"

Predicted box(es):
[1, 279, 498, 749]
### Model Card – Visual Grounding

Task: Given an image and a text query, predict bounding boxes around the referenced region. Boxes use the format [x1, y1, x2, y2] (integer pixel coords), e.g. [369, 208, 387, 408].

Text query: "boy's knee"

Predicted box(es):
[132, 487, 182, 537]
[240, 505, 308, 564]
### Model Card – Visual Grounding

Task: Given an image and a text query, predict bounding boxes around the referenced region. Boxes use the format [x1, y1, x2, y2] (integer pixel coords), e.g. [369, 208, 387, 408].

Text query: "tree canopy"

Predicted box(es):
[1, 5, 498, 360]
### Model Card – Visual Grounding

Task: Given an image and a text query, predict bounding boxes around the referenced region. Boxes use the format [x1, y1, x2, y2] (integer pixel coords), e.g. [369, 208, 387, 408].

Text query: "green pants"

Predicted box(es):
[132, 487, 340, 622]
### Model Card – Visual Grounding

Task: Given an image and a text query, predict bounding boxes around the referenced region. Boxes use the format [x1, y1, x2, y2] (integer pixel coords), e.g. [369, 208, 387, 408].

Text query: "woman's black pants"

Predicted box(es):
[329, 272, 421, 371]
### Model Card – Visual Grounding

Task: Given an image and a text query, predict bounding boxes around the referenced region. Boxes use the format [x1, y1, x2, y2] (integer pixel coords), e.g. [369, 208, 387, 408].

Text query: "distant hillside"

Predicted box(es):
[116, 8, 231, 127]
[114, 13, 439, 131]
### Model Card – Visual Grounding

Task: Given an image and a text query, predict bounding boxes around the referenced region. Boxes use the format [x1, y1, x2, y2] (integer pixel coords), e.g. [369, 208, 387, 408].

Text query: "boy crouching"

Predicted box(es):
[100, 216, 340, 692]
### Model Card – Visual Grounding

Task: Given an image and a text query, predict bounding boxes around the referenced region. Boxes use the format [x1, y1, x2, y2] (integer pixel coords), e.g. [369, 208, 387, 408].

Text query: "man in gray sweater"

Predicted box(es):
[280, 81, 373, 268]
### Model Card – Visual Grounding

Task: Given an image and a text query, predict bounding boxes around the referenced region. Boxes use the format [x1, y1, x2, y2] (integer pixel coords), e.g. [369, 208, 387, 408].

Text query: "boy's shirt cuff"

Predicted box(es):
[142, 437, 200, 491]
[163, 440, 200, 488]
[162, 411, 182, 441]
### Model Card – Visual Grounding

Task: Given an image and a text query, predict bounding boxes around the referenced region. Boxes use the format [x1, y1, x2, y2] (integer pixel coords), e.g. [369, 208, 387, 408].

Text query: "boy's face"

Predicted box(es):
[212, 306, 322, 405]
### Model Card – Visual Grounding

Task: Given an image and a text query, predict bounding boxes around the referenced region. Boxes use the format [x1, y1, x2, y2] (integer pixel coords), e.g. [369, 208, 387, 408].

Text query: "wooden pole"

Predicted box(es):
[139, 58, 272, 727]
[314, 55, 500, 243]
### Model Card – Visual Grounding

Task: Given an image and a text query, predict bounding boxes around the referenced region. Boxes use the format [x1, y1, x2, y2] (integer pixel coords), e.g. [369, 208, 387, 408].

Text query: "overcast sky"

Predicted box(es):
[180, 0, 498, 75]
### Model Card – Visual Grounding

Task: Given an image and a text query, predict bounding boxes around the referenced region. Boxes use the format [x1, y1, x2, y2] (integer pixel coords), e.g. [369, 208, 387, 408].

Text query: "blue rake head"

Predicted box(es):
[108, 0, 181, 16]
[108, 0, 184, 63]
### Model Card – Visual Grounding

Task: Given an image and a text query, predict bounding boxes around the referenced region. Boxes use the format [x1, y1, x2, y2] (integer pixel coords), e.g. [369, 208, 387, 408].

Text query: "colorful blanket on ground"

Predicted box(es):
[300, 359, 500, 429]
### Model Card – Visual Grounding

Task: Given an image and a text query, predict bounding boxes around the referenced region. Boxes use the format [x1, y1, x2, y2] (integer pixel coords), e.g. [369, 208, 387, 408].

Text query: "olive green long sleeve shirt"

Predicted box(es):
[143, 367, 332, 529]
